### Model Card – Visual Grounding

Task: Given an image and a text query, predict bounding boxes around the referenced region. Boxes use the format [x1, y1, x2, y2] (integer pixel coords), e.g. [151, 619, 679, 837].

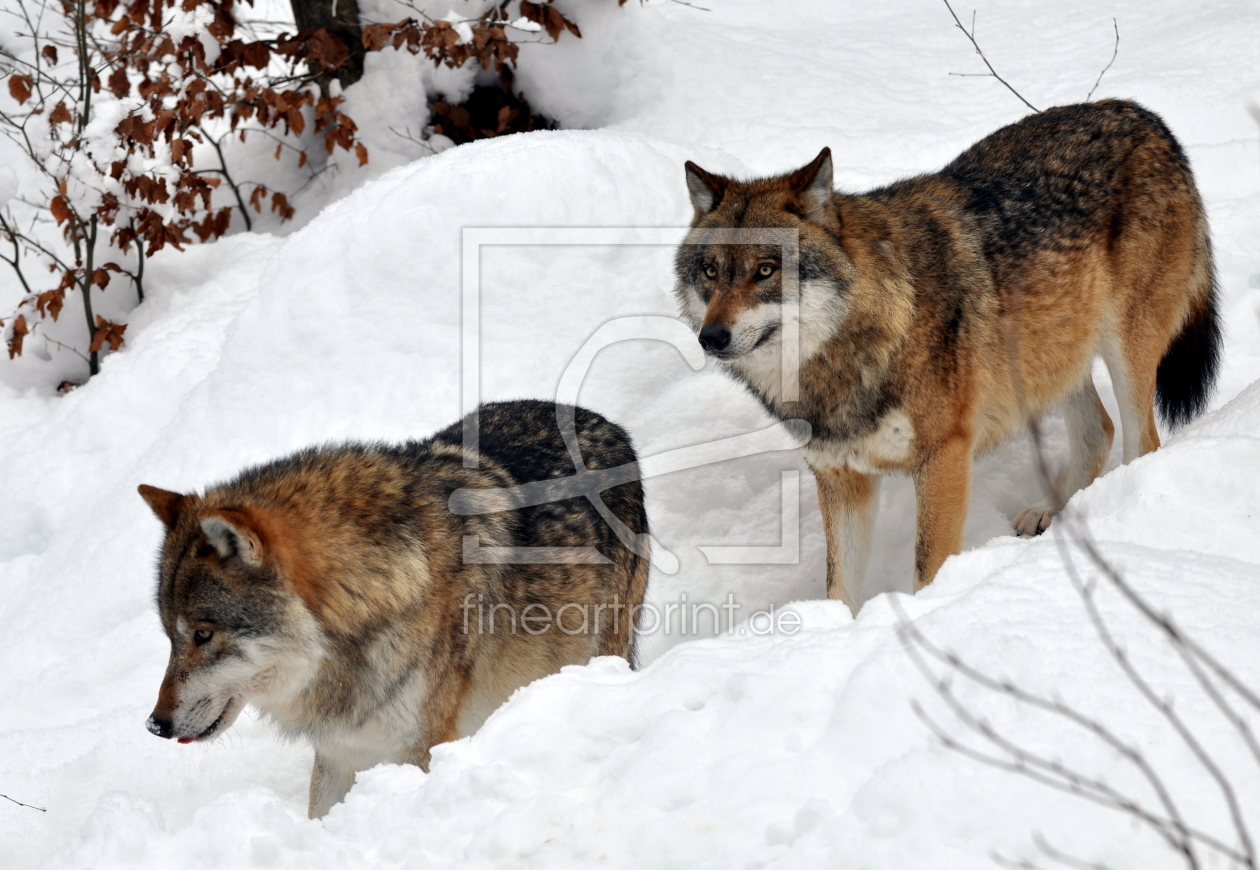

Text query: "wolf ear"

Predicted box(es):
[791, 148, 835, 225]
[199, 509, 266, 568]
[684, 161, 727, 215]
[138, 485, 186, 529]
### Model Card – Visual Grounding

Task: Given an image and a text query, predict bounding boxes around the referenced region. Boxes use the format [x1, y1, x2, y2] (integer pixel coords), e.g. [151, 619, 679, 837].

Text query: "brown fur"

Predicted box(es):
[140, 400, 649, 816]
[675, 101, 1220, 610]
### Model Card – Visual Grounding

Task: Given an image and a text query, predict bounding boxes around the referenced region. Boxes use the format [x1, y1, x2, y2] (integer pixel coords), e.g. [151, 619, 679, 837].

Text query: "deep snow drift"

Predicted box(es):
[1, 1, 1259, 867]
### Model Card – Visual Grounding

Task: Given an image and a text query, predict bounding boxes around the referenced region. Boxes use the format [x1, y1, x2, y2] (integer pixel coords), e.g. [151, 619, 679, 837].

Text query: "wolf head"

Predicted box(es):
[138, 485, 322, 744]
[673, 149, 855, 367]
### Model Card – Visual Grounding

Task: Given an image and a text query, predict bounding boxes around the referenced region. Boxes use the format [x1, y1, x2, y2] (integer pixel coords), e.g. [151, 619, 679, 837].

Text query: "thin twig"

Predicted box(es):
[1032, 833, 1115, 870]
[667, 0, 712, 11]
[942, 0, 1039, 113]
[1, 793, 46, 812]
[197, 124, 252, 231]
[37, 328, 89, 363]
[1049, 514, 1256, 869]
[0, 214, 35, 297]
[1085, 19, 1119, 102]
[387, 125, 442, 153]
[899, 612, 1222, 866]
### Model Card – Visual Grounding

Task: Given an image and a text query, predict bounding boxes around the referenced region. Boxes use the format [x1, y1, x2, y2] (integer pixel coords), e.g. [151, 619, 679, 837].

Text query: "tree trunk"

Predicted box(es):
[289, 0, 365, 92]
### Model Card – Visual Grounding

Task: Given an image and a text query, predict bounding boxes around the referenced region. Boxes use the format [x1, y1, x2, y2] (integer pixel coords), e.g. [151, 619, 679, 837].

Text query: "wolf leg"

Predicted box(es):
[309, 750, 357, 819]
[912, 437, 972, 590]
[410, 671, 469, 772]
[1014, 379, 1114, 536]
[1103, 334, 1162, 463]
[593, 548, 649, 668]
[812, 465, 880, 615]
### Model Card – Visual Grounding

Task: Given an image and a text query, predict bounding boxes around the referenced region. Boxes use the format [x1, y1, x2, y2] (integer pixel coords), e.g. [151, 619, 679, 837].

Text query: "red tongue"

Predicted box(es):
[177, 737, 195, 744]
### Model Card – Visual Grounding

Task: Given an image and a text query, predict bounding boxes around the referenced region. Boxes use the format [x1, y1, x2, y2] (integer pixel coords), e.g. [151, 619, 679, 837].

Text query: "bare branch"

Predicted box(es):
[1032, 833, 1115, 870]
[899, 614, 1220, 866]
[1, 792, 45, 812]
[941, 0, 1039, 113]
[1085, 20, 1119, 102]
[1048, 519, 1256, 869]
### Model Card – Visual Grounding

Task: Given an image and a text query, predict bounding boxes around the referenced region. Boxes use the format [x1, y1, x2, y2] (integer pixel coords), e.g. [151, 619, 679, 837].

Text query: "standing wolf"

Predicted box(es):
[674, 100, 1220, 611]
[139, 400, 649, 817]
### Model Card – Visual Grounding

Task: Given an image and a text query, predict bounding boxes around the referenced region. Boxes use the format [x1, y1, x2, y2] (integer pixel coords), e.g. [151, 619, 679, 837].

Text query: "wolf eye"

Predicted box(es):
[703, 264, 718, 280]
[756, 263, 776, 279]
[193, 629, 214, 646]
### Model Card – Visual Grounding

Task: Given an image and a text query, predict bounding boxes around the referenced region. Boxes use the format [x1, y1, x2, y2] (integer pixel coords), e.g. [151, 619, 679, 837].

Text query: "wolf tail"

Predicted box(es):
[1155, 232, 1222, 428]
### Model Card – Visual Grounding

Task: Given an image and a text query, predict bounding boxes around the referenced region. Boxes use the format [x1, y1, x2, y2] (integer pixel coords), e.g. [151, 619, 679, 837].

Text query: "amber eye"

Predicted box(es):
[193, 629, 214, 646]
[756, 263, 776, 278]
[703, 264, 718, 280]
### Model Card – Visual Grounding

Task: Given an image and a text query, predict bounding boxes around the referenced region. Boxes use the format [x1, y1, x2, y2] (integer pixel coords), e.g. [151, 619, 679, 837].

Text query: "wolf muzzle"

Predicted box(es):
[146, 713, 173, 739]
[698, 324, 731, 354]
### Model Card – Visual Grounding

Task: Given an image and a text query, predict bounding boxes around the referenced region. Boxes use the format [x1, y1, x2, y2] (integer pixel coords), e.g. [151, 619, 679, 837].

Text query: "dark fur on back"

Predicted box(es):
[198, 399, 650, 664]
[430, 401, 647, 569]
[931, 100, 1221, 425]
[936, 102, 1192, 272]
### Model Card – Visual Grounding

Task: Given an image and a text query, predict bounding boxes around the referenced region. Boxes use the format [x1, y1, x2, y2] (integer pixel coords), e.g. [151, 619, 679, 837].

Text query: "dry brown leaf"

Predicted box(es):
[7, 313, 27, 359]
[35, 288, 65, 321]
[8, 74, 31, 105]
[89, 316, 127, 353]
[48, 101, 73, 126]
[49, 195, 72, 225]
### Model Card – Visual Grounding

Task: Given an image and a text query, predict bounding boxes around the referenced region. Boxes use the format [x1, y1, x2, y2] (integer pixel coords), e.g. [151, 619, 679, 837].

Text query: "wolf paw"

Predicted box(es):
[1013, 503, 1056, 537]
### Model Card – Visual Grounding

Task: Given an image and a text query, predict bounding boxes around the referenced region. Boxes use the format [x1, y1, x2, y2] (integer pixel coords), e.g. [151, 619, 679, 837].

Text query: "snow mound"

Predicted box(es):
[0, 126, 1256, 870]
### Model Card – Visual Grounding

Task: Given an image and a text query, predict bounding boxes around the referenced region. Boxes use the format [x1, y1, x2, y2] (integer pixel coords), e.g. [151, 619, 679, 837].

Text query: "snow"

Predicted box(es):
[0, 165, 17, 211]
[440, 10, 476, 46]
[2, 0, 1260, 867]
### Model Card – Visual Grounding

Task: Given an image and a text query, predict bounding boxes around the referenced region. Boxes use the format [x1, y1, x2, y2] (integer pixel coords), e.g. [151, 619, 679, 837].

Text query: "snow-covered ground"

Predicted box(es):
[2, 1, 1259, 867]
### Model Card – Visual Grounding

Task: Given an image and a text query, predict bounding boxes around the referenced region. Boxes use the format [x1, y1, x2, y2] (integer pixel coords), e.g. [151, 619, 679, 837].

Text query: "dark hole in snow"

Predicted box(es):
[429, 84, 557, 147]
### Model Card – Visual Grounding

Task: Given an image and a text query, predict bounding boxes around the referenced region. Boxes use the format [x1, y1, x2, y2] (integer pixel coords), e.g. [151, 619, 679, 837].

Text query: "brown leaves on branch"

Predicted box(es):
[362, 18, 520, 76]
[269, 192, 292, 219]
[49, 196, 73, 225]
[89, 316, 126, 353]
[191, 207, 232, 242]
[6, 314, 28, 359]
[48, 101, 73, 126]
[1, 0, 378, 373]
[363, 0, 584, 81]
[519, 1, 580, 41]
[2, 0, 616, 377]
[36, 289, 65, 321]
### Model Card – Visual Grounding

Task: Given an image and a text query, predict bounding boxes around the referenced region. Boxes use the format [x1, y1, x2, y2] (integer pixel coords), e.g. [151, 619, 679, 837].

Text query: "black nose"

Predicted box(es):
[698, 325, 731, 354]
[147, 714, 173, 739]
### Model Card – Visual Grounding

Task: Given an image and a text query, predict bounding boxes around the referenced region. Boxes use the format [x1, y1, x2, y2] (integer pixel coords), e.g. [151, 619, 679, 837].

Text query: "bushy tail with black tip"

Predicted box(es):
[1156, 237, 1222, 428]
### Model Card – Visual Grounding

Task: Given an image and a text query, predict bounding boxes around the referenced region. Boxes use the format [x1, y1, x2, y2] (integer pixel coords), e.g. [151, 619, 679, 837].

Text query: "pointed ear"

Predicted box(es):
[791, 148, 835, 224]
[138, 485, 186, 529]
[199, 508, 266, 568]
[684, 161, 728, 215]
